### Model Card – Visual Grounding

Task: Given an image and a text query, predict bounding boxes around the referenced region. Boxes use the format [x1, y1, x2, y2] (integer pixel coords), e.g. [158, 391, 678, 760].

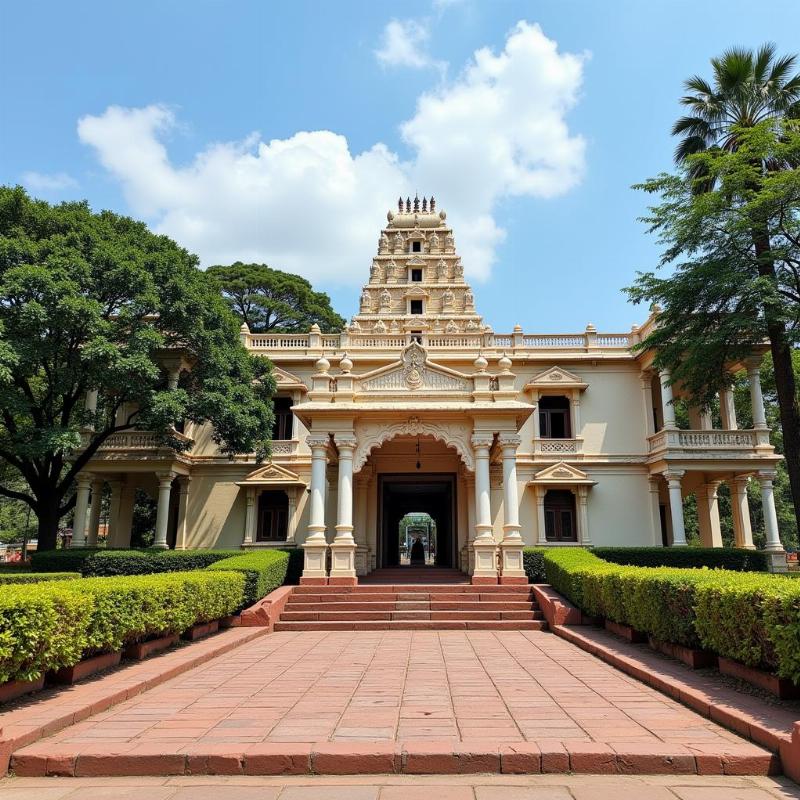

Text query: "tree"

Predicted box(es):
[627, 119, 800, 538]
[0, 187, 276, 550]
[208, 262, 346, 333]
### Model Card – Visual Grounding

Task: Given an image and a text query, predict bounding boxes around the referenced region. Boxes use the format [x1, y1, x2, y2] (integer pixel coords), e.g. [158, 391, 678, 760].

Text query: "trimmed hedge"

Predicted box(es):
[29, 547, 106, 573]
[523, 548, 547, 583]
[543, 549, 800, 683]
[82, 549, 242, 577]
[0, 572, 80, 585]
[206, 550, 290, 605]
[593, 546, 770, 572]
[0, 570, 245, 684]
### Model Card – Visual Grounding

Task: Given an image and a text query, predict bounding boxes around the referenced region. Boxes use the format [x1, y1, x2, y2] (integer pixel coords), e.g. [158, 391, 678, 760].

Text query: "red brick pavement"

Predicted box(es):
[10, 630, 779, 776]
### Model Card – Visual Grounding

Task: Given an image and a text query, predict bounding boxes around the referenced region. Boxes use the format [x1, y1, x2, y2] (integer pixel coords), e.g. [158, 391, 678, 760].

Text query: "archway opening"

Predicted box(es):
[399, 512, 437, 565]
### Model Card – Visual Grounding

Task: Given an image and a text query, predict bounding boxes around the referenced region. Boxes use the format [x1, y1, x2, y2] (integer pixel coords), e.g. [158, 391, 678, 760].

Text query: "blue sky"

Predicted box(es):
[2, 0, 799, 333]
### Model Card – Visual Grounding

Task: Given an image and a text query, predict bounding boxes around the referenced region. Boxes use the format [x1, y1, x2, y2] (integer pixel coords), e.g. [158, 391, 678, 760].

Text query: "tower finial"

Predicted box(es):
[413, 194, 420, 212]
[406, 197, 411, 212]
[422, 196, 428, 212]
[398, 196, 404, 212]
[429, 196, 436, 211]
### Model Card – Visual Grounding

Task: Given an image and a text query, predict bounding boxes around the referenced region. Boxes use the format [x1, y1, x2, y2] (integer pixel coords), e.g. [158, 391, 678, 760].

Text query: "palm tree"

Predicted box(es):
[673, 43, 800, 171]
[670, 44, 800, 542]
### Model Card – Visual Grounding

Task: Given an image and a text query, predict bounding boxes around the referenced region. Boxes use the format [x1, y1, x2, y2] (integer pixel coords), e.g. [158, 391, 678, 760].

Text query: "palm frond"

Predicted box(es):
[753, 42, 777, 84]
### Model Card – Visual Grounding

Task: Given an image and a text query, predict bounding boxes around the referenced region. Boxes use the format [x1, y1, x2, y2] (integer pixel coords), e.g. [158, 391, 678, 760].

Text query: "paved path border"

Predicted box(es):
[0, 627, 269, 774]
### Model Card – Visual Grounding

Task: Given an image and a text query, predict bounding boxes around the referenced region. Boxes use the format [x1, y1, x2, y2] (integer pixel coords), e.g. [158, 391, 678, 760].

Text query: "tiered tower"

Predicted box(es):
[350, 196, 485, 335]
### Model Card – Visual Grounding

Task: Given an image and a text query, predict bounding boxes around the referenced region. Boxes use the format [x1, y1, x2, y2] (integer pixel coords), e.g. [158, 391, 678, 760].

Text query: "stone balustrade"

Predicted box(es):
[648, 428, 768, 454]
[533, 438, 583, 456]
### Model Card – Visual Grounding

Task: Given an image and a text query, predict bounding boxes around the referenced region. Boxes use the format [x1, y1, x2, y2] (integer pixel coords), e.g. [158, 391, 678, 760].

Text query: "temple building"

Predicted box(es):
[70, 196, 788, 581]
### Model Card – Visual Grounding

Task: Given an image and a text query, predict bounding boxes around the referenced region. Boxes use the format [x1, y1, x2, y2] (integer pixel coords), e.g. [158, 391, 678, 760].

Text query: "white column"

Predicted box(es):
[87, 479, 103, 546]
[696, 481, 722, 547]
[730, 476, 755, 549]
[153, 472, 175, 549]
[329, 434, 357, 584]
[70, 473, 93, 547]
[286, 487, 299, 544]
[301, 434, 330, 583]
[498, 433, 525, 583]
[720, 388, 738, 430]
[660, 369, 676, 428]
[699, 410, 714, 431]
[648, 476, 663, 546]
[664, 470, 687, 546]
[471, 433, 498, 582]
[106, 480, 122, 547]
[175, 476, 191, 550]
[535, 486, 547, 545]
[758, 471, 784, 553]
[577, 485, 592, 546]
[243, 487, 256, 545]
[571, 392, 582, 438]
[748, 363, 767, 428]
[641, 374, 655, 437]
[84, 390, 98, 430]
[531, 390, 541, 440]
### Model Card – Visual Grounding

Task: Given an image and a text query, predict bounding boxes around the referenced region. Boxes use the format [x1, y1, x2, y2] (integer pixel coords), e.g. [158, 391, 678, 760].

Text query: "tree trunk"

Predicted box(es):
[35, 502, 62, 552]
[753, 232, 800, 537]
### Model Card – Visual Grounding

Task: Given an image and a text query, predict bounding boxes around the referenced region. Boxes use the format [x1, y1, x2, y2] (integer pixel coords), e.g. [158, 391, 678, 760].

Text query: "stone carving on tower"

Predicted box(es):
[350, 196, 485, 335]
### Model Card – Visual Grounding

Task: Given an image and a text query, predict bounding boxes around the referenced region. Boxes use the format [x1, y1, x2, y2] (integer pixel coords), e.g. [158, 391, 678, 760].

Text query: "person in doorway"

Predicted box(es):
[410, 535, 425, 565]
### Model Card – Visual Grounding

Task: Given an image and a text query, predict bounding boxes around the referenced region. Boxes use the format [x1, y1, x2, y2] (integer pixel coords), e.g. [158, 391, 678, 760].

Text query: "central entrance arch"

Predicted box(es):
[378, 474, 456, 568]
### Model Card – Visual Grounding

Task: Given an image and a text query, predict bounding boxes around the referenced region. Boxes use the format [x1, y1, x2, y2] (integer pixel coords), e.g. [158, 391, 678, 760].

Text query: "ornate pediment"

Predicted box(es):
[359, 341, 470, 393]
[407, 256, 426, 266]
[273, 367, 307, 391]
[525, 366, 588, 391]
[530, 461, 595, 485]
[237, 463, 305, 486]
[404, 285, 428, 297]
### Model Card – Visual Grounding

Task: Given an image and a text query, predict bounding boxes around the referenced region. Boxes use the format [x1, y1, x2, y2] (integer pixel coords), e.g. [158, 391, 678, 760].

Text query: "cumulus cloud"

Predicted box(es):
[78, 21, 586, 285]
[375, 19, 438, 70]
[21, 171, 78, 192]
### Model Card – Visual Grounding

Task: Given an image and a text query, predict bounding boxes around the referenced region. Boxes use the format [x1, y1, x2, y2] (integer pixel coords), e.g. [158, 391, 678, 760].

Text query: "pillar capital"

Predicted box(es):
[75, 472, 94, 488]
[471, 433, 494, 451]
[156, 471, 176, 487]
[757, 470, 778, 485]
[497, 432, 521, 451]
[306, 434, 330, 452]
[662, 469, 685, 484]
[334, 433, 357, 453]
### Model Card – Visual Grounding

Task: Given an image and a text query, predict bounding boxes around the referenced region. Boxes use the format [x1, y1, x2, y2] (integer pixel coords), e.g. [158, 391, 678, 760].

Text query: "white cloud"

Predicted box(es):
[21, 171, 78, 192]
[77, 21, 586, 286]
[375, 19, 437, 70]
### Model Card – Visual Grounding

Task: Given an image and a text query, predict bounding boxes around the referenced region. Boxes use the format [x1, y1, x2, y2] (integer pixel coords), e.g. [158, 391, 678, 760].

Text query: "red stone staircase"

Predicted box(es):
[274, 569, 546, 631]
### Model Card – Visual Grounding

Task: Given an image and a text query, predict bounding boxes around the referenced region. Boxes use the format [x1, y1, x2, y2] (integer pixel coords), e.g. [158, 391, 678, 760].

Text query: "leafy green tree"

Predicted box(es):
[627, 119, 800, 537]
[0, 187, 276, 551]
[208, 262, 346, 333]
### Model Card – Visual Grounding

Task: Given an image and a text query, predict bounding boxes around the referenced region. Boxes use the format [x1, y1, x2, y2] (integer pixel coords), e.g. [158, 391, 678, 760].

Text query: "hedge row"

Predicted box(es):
[593, 546, 770, 572]
[82, 549, 242, 577]
[0, 570, 245, 684]
[543, 549, 800, 683]
[0, 572, 80, 585]
[523, 548, 547, 583]
[206, 550, 289, 605]
[29, 547, 106, 573]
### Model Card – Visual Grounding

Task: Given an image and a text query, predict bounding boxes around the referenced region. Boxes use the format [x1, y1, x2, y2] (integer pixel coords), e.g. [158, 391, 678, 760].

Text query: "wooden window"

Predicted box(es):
[257, 491, 288, 541]
[411, 268, 423, 282]
[271, 396, 293, 441]
[543, 490, 577, 542]
[410, 300, 423, 315]
[539, 395, 571, 439]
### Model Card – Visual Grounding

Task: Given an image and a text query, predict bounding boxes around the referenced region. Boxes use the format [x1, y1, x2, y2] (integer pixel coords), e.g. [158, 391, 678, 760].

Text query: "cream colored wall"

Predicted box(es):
[182, 471, 247, 549]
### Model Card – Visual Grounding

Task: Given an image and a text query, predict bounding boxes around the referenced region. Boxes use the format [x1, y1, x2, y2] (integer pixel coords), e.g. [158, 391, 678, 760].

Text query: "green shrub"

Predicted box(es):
[0, 570, 246, 684]
[206, 550, 289, 605]
[522, 548, 547, 583]
[544, 548, 800, 681]
[0, 572, 80, 585]
[593, 546, 770, 572]
[82, 548, 241, 577]
[30, 547, 106, 573]
[0, 583, 92, 683]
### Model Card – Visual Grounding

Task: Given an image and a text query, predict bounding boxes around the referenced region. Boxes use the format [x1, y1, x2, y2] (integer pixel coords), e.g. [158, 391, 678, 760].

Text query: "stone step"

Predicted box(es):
[287, 593, 534, 604]
[280, 610, 542, 622]
[292, 584, 533, 595]
[284, 601, 538, 612]
[273, 620, 548, 631]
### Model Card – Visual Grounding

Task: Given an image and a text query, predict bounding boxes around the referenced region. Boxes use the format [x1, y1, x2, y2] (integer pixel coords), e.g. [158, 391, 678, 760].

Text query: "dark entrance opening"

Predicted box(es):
[379, 475, 456, 568]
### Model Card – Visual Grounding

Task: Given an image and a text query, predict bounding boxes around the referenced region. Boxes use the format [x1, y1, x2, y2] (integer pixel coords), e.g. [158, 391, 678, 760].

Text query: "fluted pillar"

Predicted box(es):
[70, 473, 93, 547]
[730, 476, 754, 549]
[748, 363, 768, 428]
[720, 388, 738, 430]
[471, 433, 498, 583]
[758, 472, 784, 553]
[153, 472, 175, 549]
[301, 434, 330, 584]
[329, 434, 357, 585]
[175, 476, 191, 550]
[243, 488, 256, 546]
[87, 478, 103, 546]
[696, 481, 722, 548]
[660, 369, 676, 428]
[664, 470, 687, 546]
[498, 433, 525, 584]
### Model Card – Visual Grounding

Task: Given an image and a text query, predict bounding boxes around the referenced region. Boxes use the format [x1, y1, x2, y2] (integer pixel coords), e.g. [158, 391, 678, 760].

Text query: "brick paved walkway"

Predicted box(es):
[1, 773, 799, 799]
[13, 630, 773, 776]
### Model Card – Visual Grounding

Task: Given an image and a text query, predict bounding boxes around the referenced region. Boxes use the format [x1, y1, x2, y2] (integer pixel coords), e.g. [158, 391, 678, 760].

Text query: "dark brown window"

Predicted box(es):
[411, 241, 422, 253]
[543, 489, 577, 542]
[257, 491, 288, 541]
[410, 300, 423, 314]
[411, 268, 423, 282]
[271, 397, 293, 440]
[539, 395, 571, 438]
[411, 331, 422, 343]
